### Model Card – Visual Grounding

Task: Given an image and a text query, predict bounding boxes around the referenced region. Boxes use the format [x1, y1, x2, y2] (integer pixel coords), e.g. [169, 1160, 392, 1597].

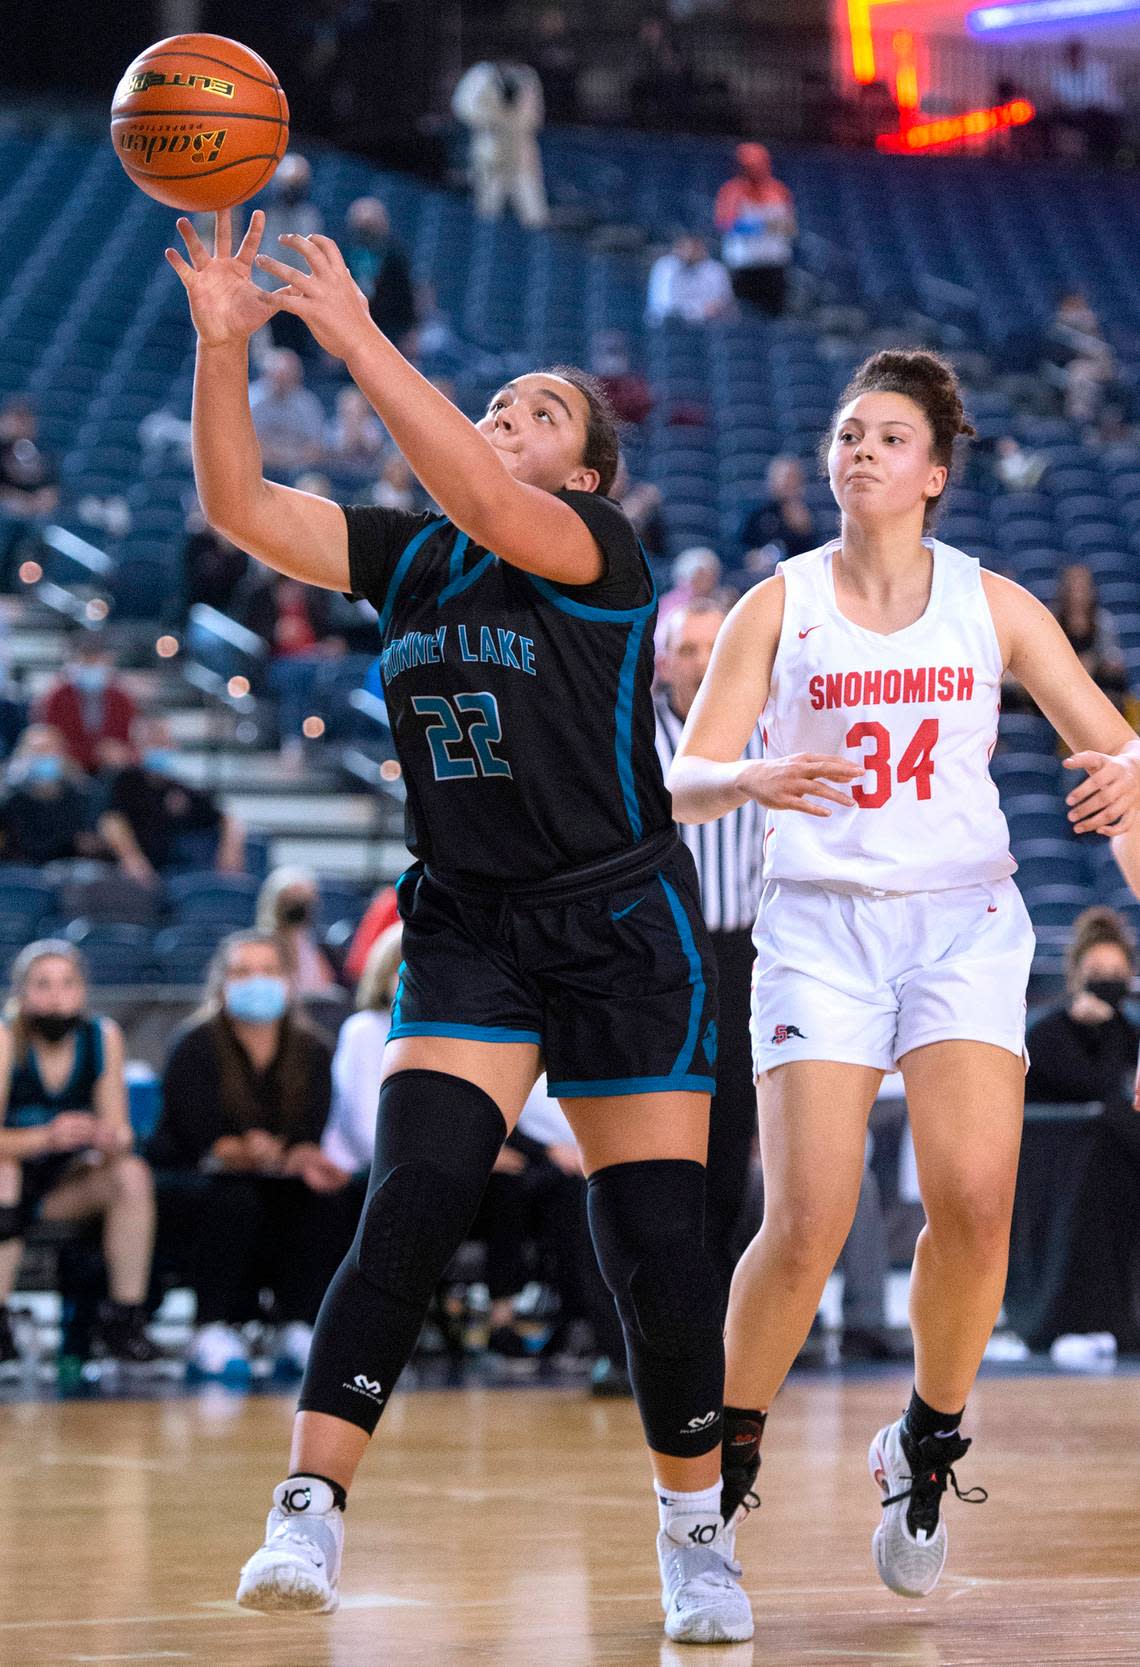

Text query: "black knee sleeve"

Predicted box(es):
[0, 1204, 23, 1243]
[299, 1070, 506, 1434]
[587, 1159, 724, 1458]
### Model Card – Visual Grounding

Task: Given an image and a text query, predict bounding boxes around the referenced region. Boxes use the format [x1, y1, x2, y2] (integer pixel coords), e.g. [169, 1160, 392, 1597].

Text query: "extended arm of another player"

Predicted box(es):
[990, 572, 1140, 833]
[668, 582, 780, 823]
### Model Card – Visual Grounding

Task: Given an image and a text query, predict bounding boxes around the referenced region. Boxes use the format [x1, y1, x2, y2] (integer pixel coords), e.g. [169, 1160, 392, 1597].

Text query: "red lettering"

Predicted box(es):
[843, 671, 861, 706]
[936, 666, 953, 701]
[824, 672, 843, 711]
[957, 666, 974, 701]
[863, 668, 882, 704]
[809, 674, 824, 711]
[883, 669, 902, 704]
[902, 667, 926, 703]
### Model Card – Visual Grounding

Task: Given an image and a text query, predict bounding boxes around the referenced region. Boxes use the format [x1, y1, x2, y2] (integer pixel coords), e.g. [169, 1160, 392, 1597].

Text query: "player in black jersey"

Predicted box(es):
[167, 209, 752, 1644]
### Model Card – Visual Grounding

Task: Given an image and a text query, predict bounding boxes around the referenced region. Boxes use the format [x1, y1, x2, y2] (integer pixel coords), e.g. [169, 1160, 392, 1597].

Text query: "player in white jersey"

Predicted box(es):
[668, 349, 1140, 1601]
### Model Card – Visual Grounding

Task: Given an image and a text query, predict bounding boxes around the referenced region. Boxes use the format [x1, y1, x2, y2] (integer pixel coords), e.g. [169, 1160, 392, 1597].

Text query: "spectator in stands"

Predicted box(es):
[181, 502, 248, 619]
[0, 940, 161, 1369]
[372, 452, 422, 512]
[451, 60, 549, 228]
[993, 435, 1047, 492]
[1026, 907, 1138, 1106]
[343, 885, 400, 986]
[1051, 38, 1123, 165]
[342, 197, 417, 349]
[150, 930, 347, 1379]
[105, 718, 245, 878]
[37, 626, 137, 774]
[256, 866, 340, 995]
[646, 233, 734, 326]
[629, 16, 694, 128]
[612, 459, 666, 562]
[323, 924, 402, 1179]
[1053, 564, 1128, 709]
[249, 349, 325, 474]
[590, 331, 655, 427]
[253, 155, 324, 355]
[534, 7, 580, 124]
[736, 455, 819, 569]
[0, 725, 145, 876]
[1044, 290, 1117, 425]
[714, 143, 797, 317]
[656, 546, 733, 648]
[0, 398, 59, 568]
[325, 387, 387, 482]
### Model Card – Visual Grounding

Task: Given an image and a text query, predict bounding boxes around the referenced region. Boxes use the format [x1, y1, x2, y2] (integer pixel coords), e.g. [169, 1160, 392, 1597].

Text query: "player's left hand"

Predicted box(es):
[1064, 750, 1140, 835]
[255, 234, 374, 361]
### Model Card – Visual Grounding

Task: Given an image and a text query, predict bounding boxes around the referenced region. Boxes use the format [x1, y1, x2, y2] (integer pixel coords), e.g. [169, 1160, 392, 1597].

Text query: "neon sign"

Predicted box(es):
[969, 0, 1140, 32]
[876, 96, 1037, 149]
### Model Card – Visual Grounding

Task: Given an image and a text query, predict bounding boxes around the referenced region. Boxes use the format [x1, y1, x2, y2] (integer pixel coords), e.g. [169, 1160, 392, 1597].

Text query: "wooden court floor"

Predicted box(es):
[0, 1371, 1137, 1666]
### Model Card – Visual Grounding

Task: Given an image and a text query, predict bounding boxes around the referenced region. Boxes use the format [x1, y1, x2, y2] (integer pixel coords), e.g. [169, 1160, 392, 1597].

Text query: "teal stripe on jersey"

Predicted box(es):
[438, 550, 495, 606]
[377, 518, 448, 634]
[657, 873, 705, 1079]
[614, 617, 647, 839]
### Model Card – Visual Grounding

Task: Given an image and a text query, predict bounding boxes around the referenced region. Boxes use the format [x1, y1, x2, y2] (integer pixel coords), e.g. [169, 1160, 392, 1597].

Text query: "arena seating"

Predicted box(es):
[0, 122, 1137, 978]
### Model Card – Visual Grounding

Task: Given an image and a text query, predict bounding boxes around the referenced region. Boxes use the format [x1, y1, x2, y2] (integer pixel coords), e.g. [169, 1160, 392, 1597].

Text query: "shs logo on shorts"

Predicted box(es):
[771, 1024, 806, 1045]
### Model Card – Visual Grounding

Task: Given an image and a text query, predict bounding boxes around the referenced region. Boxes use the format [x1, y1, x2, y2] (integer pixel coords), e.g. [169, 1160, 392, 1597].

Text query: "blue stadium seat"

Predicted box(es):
[165, 872, 261, 928]
[64, 921, 156, 985]
[1021, 884, 1095, 931]
[152, 923, 224, 985]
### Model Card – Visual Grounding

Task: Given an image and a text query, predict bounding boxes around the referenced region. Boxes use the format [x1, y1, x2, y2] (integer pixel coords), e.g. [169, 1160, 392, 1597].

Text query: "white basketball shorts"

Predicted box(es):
[750, 876, 1035, 1077]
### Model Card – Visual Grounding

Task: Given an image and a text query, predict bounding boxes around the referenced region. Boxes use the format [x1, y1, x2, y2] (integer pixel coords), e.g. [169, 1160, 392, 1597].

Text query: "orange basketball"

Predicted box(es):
[110, 34, 289, 213]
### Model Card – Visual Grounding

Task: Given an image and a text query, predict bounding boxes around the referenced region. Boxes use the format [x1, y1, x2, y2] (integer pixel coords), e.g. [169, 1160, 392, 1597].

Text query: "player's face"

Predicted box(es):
[477, 375, 599, 494]
[828, 392, 948, 527]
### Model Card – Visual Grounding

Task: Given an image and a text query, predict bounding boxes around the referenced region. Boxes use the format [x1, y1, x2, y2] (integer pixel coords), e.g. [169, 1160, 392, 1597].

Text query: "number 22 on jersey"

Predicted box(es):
[411, 692, 513, 781]
[847, 718, 938, 809]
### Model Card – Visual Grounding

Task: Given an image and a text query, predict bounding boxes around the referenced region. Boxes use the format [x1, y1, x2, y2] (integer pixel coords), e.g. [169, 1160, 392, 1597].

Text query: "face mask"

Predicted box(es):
[27, 1012, 81, 1043]
[142, 749, 174, 775]
[279, 901, 312, 927]
[1086, 978, 1129, 1010]
[71, 663, 108, 693]
[224, 975, 289, 1024]
[19, 755, 63, 786]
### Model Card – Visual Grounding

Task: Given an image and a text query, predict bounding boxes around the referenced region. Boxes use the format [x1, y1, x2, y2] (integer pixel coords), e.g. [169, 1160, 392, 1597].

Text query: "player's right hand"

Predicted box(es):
[165, 208, 280, 346]
[45, 1112, 101, 1153]
[737, 753, 862, 817]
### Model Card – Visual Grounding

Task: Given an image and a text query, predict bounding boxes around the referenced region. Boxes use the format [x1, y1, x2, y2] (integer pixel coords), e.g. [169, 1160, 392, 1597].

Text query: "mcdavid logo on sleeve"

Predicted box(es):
[771, 1024, 806, 1045]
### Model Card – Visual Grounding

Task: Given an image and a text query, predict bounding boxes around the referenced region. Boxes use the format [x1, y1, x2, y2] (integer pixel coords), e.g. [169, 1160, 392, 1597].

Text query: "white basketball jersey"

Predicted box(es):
[761, 538, 1015, 894]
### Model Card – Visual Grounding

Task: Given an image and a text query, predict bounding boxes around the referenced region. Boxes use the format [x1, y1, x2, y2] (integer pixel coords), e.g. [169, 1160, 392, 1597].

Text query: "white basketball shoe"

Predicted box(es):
[868, 1417, 985, 1598]
[236, 1476, 344, 1613]
[657, 1513, 755, 1644]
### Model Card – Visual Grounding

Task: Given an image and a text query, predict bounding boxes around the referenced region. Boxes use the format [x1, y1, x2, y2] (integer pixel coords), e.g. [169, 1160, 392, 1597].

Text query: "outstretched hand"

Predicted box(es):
[255, 233, 375, 362]
[165, 209, 280, 347]
[1064, 750, 1140, 836]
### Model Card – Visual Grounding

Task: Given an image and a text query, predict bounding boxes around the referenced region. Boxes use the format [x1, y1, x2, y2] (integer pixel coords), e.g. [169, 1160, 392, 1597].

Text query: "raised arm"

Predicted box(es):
[167, 211, 350, 590]
[668, 576, 861, 823]
[253, 233, 608, 585]
[984, 569, 1140, 834]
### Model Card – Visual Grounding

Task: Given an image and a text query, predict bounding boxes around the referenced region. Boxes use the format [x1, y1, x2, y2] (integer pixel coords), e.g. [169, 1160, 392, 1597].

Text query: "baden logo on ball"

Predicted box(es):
[110, 33, 289, 213]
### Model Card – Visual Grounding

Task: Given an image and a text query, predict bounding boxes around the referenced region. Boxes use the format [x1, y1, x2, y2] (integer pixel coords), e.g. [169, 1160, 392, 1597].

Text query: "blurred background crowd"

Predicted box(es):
[0, 0, 1138, 1392]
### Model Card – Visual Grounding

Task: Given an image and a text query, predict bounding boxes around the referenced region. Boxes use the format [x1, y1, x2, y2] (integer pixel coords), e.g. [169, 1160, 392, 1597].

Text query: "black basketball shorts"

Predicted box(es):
[389, 832, 718, 1097]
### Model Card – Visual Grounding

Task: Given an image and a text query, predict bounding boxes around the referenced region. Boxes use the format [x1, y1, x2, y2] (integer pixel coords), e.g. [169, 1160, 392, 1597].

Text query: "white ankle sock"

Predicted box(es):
[657, 1480, 723, 1541]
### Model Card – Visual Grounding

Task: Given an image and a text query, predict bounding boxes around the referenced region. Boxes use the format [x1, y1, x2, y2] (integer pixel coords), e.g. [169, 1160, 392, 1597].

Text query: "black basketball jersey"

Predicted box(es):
[345, 490, 672, 884]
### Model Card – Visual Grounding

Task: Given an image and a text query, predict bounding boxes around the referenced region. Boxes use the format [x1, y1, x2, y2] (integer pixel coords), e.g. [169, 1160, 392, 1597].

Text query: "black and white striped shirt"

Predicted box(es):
[654, 694, 765, 933]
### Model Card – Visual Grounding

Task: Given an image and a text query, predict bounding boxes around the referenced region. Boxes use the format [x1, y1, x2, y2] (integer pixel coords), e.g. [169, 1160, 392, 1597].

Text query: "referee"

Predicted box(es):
[655, 598, 763, 1305]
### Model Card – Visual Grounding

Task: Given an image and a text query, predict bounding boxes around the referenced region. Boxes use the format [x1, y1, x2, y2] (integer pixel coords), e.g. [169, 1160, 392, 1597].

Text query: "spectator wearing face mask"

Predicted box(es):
[342, 197, 417, 350]
[36, 628, 137, 775]
[105, 719, 246, 879]
[0, 940, 162, 1373]
[252, 155, 324, 357]
[1025, 907, 1139, 1106]
[255, 866, 341, 995]
[0, 725, 145, 877]
[149, 931, 347, 1380]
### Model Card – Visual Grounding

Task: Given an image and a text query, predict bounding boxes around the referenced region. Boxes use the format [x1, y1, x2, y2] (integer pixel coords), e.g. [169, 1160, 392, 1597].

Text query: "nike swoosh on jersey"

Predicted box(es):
[611, 897, 645, 922]
[798, 625, 823, 639]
